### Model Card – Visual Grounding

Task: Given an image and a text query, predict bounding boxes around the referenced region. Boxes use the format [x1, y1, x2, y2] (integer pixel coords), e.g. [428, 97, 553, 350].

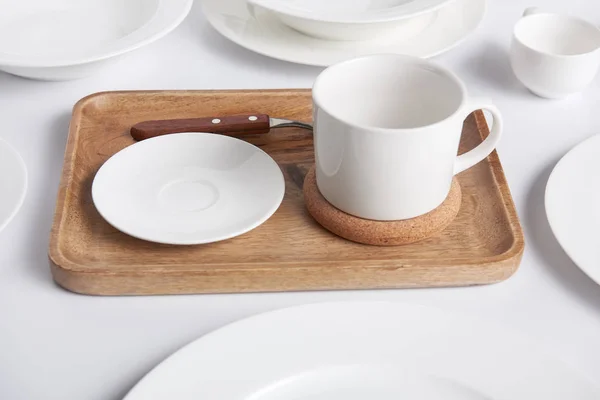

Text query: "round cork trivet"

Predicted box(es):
[303, 166, 462, 246]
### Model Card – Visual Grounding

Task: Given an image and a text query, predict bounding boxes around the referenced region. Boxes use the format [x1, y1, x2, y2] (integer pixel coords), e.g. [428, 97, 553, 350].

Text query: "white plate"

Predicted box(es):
[123, 301, 600, 399]
[546, 134, 600, 285]
[0, 138, 27, 233]
[92, 133, 285, 245]
[202, 0, 485, 65]
[0, 0, 192, 80]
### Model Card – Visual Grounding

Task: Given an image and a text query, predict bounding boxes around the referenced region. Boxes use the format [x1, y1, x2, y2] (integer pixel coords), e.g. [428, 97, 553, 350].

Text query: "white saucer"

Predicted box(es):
[124, 301, 600, 399]
[202, 0, 486, 66]
[546, 135, 600, 285]
[92, 133, 285, 245]
[0, 138, 27, 233]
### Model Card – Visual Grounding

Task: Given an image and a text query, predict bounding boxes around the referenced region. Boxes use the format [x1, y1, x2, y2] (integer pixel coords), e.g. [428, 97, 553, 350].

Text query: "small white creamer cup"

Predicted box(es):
[510, 7, 600, 99]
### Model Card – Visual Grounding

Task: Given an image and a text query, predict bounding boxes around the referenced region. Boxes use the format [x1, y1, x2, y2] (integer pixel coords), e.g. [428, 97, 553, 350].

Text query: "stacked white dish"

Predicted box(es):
[0, 138, 27, 233]
[247, 0, 454, 41]
[0, 0, 193, 80]
[124, 302, 600, 399]
[203, 0, 485, 65]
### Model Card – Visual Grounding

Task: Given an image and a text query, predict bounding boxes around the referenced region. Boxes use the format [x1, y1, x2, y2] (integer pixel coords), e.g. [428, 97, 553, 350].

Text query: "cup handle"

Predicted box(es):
[454, 99, 503, 175]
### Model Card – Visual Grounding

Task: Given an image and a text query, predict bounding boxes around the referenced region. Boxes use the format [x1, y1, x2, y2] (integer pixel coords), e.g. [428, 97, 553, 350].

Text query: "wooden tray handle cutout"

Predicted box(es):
[130, 114, 270, 141]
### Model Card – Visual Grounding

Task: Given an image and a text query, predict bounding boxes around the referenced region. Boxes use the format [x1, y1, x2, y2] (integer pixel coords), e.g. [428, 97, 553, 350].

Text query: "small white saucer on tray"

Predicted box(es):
[92, 133, 285, 245]
[0, 137, 27, 233]
[247, 0, 454, 41]
[0, 0, 192, 80]
[202, 0, 485, 66]
[546, 134, 600, 285]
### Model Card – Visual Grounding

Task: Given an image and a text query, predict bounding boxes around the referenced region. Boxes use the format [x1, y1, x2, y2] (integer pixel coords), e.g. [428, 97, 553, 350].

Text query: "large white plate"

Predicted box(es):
[0, 137, 27, 233]
[0, 0, 192, 80]
[202, 0, 485, 66]
[124, 301, 599, 399]
[546, 134, 600, 285]
[92, 133, 285, 245]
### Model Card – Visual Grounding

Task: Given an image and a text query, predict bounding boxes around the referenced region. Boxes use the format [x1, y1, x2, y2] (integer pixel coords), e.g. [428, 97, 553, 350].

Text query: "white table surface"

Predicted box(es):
[2, 0, 600, 398]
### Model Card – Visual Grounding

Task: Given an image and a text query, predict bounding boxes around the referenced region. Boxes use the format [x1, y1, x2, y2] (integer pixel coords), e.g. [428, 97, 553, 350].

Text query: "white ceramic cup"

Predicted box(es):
[312, 54, 503, 221]
[510, 7, 600, 99]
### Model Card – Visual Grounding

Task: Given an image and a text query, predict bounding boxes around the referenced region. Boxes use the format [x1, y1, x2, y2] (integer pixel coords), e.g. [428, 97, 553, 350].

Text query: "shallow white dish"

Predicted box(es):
[247, 0, 453, 41]
[124, 301, 600, 399]
[92, 133, 285, 245]
[546, 135, 600, 285]
[0, 0, 192, 80]
[0, 138, 27, 233]
[203, 0, 485, 65]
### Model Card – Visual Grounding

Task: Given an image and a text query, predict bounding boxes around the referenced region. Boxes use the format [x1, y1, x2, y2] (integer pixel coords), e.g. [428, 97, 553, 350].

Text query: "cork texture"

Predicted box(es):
[304, 167, 462, 246]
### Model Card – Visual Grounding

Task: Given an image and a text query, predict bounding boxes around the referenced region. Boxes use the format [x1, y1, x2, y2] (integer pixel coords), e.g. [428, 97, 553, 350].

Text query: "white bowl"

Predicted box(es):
[247, 0, 453, 41]
[510, 8, 600, 99]
[0, 0, 192, 80]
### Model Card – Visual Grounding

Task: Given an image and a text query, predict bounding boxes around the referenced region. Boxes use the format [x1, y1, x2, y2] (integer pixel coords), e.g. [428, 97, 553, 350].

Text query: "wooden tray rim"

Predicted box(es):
[48, 89, 525, 276]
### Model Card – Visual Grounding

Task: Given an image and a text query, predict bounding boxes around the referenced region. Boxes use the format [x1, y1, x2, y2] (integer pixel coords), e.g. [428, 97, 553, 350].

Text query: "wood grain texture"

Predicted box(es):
[48, 89, 525, 295]
[130, 114, 270, 141]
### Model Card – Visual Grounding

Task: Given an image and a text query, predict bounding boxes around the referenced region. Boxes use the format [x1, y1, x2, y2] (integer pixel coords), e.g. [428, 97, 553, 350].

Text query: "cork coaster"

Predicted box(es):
[303, 166, 462, 246]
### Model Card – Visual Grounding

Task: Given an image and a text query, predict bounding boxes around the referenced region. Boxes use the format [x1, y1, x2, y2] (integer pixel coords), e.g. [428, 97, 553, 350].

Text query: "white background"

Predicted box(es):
[2, 0, 600, 398]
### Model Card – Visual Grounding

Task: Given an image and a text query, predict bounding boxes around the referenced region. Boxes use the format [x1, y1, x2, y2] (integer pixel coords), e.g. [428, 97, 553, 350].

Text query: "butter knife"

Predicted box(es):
[130, 114, 313, 141]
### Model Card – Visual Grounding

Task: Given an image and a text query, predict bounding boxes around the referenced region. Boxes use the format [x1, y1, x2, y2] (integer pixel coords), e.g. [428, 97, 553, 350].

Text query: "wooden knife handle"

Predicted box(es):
[130, 114, 270, 141]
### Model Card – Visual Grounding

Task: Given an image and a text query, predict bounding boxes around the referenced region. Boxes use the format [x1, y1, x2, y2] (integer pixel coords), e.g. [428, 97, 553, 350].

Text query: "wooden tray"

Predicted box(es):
[49, 90, 524, 295]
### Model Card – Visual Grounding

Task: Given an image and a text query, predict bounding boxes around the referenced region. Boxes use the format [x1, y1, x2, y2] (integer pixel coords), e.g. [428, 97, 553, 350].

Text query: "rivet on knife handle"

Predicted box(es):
[130, 114, 270, 141]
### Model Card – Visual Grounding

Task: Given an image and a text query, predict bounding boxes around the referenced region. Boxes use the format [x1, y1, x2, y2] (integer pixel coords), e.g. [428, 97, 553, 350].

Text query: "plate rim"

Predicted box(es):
[545, 134, 600, 285]
[123, 300, 600, 399]
[0, 137, 27, 233]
